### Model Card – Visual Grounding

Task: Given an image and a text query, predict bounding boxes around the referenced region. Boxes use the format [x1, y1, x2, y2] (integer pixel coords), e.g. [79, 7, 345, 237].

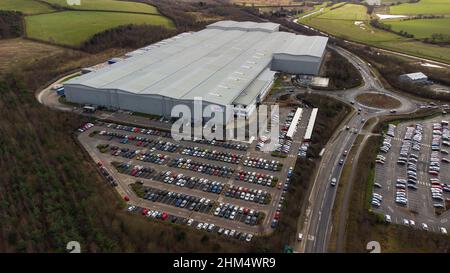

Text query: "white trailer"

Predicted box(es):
[287, 108, 303, 139]
[304, 108, 318, 141]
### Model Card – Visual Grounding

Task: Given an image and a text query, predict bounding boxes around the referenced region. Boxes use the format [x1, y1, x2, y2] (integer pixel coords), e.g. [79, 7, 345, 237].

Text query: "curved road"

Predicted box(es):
[295, 44, 423, 253]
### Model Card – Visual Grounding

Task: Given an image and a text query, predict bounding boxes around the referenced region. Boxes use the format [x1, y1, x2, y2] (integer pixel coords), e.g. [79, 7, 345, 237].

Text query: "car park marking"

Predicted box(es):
[373, 118, 450, 234]
[77, 109, 310, 238]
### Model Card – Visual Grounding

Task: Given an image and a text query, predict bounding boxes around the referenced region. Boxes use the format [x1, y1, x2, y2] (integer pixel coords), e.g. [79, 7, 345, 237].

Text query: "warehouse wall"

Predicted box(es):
[271, 54, 323, 75]
[65, 85, 232, 124]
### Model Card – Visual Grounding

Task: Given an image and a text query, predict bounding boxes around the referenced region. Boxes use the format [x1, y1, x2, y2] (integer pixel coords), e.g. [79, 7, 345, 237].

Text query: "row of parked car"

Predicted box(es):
[234, 170, 277, 187]
[274, 109, 299, 155]
[114, 162, 155, 178]
[429, 178, 447, 206]
[298, 143, 309, 158]
[386, 124, 396, 138]
[379, 124, 396, 154]
[428, 124, 450, 206]
[243, 157, 281, 171]
[187, 138, 248, 151]
[169, 158, 235, 178]
[105, 122, 171, 138]
[155, 170, 225, 194]
[77, 122, 94, 133]
[380, 136, 393, 154]
[429, 123, 443, 176]
[137, 207, 169, 221]
[98, 130, 180, 153]
[213, 203, 262, 226]
[371, 192, 383, 207]
[271, 167, 293, 229]
[376, 154, 386, 165]
[395, 179, 408, 206]
[181, 146, 243, 164]
[224, 185, 270, 205]
[96, 161, 117, 187]
[109, 145, 170, 165]
[127, 205, 254, 242]
[102, 121, 250, 155]
[143, 186, 214, 213]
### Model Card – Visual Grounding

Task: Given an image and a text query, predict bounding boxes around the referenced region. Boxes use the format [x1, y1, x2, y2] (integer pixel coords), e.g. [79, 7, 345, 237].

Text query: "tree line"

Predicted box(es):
[0, 11, 23, 39]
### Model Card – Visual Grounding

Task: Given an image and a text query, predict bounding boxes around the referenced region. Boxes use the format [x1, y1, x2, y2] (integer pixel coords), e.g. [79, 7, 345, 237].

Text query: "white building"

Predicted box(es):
[64, 20, 328, 123]
[399, 72, 428, 83]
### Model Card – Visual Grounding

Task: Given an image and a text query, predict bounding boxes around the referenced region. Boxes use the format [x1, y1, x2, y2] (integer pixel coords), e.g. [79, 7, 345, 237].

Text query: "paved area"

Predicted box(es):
[76, 102, 312, 238]
[373, 115, 450, 232]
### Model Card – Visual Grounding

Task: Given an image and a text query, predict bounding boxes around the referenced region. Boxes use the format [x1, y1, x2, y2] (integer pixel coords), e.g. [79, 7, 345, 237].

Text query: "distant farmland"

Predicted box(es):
[0, 0, 175, 48]
[26, 11, 174, 46]
[387, 18, 450, 39]
[297, 3, 450, 63]
[42, 0, 160, 14]
[0, 0, 55, 15]
[389, 0, 450, 15]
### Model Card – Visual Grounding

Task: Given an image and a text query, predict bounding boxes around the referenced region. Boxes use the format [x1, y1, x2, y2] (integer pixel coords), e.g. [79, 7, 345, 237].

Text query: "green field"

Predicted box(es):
[42, 0, 159, 14]
[0, 0, 55, 14]
[298, 3, 450, 63]
[388, 18, 450, 38]
[26, 11, 174, 46]
[316, 4, 369, 21]
[389, 0, 450, 15]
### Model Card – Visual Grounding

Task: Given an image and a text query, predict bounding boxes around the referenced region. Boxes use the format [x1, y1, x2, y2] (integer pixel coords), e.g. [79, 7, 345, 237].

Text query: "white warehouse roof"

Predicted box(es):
[66, 21, 327, 107]
[207, 20, 280, 33]
[275, 35, 328, 58]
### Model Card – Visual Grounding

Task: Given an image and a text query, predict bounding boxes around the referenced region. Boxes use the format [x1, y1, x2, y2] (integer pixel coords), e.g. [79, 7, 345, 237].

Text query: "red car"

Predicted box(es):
[161, 212, 168, 220]
[97, 161, 103, 167]
[274, 211, 280, 220]
[124, 196, 130, 202]
[142, 208, 148, 215]
[277, 182, 283, 189]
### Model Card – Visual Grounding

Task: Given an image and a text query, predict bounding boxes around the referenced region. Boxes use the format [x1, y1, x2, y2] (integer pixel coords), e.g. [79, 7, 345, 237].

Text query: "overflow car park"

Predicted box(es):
[75, 105, 314, 240]
[373, 116, 450, 234]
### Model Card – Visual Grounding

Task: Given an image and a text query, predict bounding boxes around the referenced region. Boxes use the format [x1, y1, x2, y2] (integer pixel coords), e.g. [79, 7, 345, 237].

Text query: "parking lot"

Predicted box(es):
[76, 104, 313, 240]
[373, 116, 450, 234]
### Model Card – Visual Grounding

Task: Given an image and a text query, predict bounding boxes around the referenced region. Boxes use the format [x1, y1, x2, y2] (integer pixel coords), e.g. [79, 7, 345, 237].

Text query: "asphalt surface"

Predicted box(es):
[295, 45, 423, 253]
[36, 26, 446, 252]
[373, 117, 450, 232]
[75, 101, 312, 236]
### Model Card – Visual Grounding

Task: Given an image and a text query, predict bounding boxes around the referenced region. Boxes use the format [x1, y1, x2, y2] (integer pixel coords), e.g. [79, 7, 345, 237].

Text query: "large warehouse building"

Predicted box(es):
[64, 20, 328, 123]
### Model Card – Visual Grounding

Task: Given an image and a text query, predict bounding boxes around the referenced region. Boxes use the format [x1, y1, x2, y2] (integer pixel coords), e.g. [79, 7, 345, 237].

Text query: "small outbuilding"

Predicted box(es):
[399, 72, 428, 84]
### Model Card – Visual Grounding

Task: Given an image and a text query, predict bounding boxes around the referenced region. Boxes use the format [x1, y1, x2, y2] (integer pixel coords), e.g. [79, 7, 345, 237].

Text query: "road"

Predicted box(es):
[295, 44, 423, 253]
[35, 16, 443, 252]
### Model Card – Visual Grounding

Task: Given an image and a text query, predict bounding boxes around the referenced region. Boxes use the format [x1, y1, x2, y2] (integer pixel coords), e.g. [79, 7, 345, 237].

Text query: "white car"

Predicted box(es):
[385, 214, 391, 223]
[297, 233, 303, 241]
[187, 218, 194, 226]
[421, 223, 429, 231]
[330, 178, 337, 187]
[196, 223, 203, 230]
[440, 227, 448, 235]
[403, 219, 410, 226]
